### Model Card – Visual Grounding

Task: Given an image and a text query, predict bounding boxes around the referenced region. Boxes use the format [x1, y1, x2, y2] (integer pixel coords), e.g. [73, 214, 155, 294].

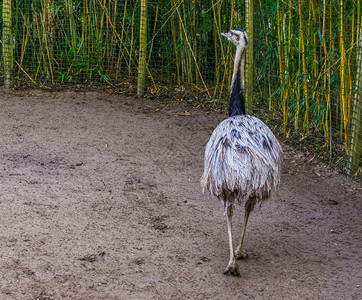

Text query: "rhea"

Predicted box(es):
[201, 29, 282, 276]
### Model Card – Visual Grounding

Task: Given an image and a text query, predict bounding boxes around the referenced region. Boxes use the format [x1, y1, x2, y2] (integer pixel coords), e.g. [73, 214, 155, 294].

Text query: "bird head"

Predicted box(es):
[221, 29, 249, 48]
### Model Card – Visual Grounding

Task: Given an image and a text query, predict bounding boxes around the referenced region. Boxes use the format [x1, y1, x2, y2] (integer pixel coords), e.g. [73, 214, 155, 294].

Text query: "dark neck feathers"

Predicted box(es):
[229, 47, 246, 117]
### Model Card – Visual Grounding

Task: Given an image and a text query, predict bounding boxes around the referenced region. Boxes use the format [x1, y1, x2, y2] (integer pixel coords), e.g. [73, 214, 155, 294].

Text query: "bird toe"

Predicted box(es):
[235, 248, 248, 260]
[223, 261, 240, 276]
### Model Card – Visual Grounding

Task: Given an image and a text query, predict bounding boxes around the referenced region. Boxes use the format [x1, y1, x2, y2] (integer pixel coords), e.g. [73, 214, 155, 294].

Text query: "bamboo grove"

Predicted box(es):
[274, 0, 360, 162]
[0, 0, 361, 173]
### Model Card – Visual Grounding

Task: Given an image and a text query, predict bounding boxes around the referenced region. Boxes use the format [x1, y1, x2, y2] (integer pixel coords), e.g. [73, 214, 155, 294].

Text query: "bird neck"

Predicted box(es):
[229, 46, 246, 117]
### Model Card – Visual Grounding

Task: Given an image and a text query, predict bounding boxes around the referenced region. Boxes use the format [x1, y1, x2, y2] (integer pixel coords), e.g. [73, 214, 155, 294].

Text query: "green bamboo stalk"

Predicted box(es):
[129, 5, 137, 76]
[110, 0, 118, 76]
[358, 0, 361, 62]
[175, 4, 210, 96]
[257, 0, 272, 110]
[116, 0, 128, 79]
[286, 0, 292, 135]
[34, 11, 47, 78]
[323, 0, 330, 149]
[295, 37, 301, 130]
[182, 1, 193, 86]
[81, 1, 87, 67]
[43, 0, 55, 83]
[298, 0, 309, 130]
[302, 0, 310, 130]
[311, 1, 321, 129]
[171, 0, 181, 86]
[347, 16, 362, 176]
[245, 0, 253, 114]
[98, 0, 106, 50]
[192, 0, 199, 85]
[96, 0, 134, 81]
[212, 0, 219, 97]
[213, 0, 227, 100]
[277, 0, 286, 133]
[137, 0, 148, 97]
[67, 0, 77, 55]
[3, 0, 13, 87]
[19, 14, 29, 70]
[329, 0, 333, 154]
[147, 3, 158, 66]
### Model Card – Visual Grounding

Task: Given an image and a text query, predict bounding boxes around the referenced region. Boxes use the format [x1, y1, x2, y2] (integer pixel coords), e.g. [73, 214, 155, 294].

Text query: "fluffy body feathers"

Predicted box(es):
[201, 115, 282, 205]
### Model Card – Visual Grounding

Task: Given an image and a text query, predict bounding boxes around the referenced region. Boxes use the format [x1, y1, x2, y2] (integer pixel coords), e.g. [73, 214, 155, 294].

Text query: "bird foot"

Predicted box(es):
[235, 247, 248, 260]
[223, 261, 240, 276]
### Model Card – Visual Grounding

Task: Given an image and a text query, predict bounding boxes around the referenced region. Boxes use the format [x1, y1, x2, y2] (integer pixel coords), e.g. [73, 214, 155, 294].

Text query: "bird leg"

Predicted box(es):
[223, 203, 240, 276]
[235, 209, 250, 259]
[235, 199, 255, 260]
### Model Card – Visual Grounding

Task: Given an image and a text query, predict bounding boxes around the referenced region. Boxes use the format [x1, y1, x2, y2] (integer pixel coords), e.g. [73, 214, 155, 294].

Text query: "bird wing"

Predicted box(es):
[201, 115, 282, 202]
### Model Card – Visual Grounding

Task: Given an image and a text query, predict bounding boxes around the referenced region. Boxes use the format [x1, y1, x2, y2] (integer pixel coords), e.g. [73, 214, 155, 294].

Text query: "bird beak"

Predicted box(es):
[221, 32, 232, 40]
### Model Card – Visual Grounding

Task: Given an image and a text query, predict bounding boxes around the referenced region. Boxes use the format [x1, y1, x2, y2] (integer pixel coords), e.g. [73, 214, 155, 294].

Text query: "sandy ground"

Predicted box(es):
[0, 89, 361, 300]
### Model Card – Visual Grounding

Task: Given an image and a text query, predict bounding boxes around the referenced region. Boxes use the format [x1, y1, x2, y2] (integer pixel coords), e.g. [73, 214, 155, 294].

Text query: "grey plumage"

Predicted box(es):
[201, 29, 282, 276]
[201, 115, 282, 202]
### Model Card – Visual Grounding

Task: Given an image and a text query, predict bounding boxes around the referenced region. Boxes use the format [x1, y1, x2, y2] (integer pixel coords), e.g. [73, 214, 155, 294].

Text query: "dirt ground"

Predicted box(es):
[0, 88, 361, 300]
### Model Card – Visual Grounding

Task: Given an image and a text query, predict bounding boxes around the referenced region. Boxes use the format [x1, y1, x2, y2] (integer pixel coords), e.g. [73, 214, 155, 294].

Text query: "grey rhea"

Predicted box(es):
[201, 29, 283, 276]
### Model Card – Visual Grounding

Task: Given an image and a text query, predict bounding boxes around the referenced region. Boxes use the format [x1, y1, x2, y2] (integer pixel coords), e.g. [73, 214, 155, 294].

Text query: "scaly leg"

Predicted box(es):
[235, 209, 250, 259]
[223, 203, 240, 276]
[235, 198, 255, 259]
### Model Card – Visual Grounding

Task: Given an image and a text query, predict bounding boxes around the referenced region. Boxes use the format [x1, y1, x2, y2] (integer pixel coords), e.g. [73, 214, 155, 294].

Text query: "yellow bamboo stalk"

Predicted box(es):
[286, 0, 292, 126]
[137, 0, 148, 97]
[347, 6, 356, 132]
[340, 0, 349, 151]
[227, 0, 235, 84]
[2, 0, 13, 87]
[299, 0, 309, 130]
[19, 15, 29, 69]
[129, 5, 136, 76]
[295, 37, 301, 130]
